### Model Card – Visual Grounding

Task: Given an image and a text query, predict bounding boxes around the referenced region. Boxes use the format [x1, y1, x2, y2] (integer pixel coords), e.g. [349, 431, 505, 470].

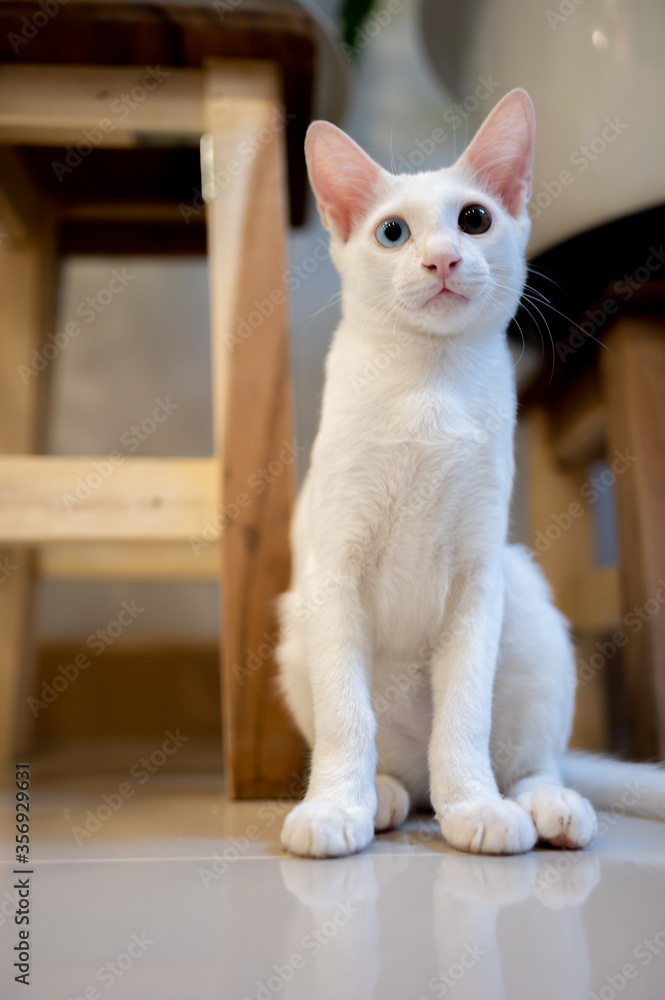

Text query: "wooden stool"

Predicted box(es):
[0, 2, 320, 794]
[520, 288, 665, 760]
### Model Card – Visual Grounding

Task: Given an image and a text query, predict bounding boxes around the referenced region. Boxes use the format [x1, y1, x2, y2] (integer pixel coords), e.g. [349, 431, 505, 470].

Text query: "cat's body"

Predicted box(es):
[276, 90, 664, 857]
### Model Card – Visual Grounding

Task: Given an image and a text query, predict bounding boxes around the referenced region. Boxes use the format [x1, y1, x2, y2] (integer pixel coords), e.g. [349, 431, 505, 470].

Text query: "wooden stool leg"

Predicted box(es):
[0, 159, 57, 764]
[521, 408, 619, 750]
[205, 61, 303, 797]
[603, 317, 665, 759]
[0, 546, 37, 764]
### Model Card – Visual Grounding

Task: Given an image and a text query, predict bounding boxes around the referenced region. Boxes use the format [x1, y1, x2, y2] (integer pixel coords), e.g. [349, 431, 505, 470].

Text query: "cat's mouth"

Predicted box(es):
[426, 285, 468, 305]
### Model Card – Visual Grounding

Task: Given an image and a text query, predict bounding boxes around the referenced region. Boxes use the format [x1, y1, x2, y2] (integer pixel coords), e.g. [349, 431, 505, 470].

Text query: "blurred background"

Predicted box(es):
[2, 0, 664, 767]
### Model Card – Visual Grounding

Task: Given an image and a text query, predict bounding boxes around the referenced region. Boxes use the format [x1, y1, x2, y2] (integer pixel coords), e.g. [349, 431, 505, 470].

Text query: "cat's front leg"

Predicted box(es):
[281, 579, 377, 858]
[429, 573, 537, 855]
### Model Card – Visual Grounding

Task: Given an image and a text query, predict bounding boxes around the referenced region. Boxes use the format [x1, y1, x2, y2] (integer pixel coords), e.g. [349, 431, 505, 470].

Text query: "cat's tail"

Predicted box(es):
[562, 752, 665, 822]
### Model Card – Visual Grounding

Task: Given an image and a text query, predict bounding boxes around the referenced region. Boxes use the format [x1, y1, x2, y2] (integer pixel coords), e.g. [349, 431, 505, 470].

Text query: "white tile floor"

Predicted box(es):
[2, 759, 665, 1000]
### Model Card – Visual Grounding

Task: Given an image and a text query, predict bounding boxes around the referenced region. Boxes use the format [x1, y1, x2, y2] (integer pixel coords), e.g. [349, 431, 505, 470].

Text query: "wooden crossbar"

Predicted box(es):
[0, 65, 204, 144]
[0, 456, 219, 542]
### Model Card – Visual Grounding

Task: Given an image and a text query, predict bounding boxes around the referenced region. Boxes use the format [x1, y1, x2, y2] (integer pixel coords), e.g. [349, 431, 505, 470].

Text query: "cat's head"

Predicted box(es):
[305, 88, 535, 339]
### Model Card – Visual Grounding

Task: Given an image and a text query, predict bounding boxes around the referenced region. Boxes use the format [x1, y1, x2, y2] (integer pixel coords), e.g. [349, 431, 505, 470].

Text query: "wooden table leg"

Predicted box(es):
[0, 155, 57, 765]
[204, 60, 303, 797]
[521, 407, 620, 750]
[603, 316, 665, 759]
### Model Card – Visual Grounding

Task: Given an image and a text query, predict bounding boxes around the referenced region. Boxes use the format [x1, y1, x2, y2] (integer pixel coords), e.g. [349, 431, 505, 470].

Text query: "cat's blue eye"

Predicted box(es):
[376, 218, 411, 248]
[458, 204, 492, 235]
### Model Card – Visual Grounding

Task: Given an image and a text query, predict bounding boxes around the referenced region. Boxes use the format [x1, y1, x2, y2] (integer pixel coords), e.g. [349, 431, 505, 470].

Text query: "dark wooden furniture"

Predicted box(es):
[0, 1, 320, 794]
[520, 284, 665, 759]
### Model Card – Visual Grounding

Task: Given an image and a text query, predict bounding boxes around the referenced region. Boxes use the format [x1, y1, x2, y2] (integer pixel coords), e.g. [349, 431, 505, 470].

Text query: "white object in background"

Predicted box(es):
[421, 0, 665, 255]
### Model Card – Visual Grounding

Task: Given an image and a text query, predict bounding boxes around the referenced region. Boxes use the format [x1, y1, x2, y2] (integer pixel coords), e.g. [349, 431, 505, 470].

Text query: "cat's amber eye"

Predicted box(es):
[458, 204, 492, 235]
[375, 218, 411, 248]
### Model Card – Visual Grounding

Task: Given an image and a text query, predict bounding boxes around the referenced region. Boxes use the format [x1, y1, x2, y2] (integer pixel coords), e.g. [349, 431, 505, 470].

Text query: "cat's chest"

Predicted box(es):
[325, 377, 513, 555]
[353, 442, 497, 650]
[356, 433, 498, 569]
[354, 382, 512, 517]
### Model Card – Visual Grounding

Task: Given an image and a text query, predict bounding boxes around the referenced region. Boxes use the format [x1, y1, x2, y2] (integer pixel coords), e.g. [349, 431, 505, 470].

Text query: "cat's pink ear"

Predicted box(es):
[458, 89, 535, 218]
[305, 121, 385, 241]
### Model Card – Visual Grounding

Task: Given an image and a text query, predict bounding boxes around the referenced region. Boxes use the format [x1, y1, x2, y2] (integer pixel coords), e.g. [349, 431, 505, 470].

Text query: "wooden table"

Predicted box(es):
[0, 1, 321, 795]
[520, 284, 665, 760]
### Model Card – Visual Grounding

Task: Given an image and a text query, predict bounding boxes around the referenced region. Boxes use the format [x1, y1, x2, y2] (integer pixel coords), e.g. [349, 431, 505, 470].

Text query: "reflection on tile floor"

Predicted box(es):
[2, 763, 665, 999]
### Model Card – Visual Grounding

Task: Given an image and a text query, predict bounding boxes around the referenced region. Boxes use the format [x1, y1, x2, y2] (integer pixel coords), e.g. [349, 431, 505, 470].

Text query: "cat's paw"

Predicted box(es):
[437, 797, 537, 855]
[281, 801, 374, 858]
[515, 786, 597, 849]
[374, 774, 410, 832]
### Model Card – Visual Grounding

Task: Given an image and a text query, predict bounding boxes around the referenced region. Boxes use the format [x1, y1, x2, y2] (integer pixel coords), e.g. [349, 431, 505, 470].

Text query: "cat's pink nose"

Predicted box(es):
[422, 253, 460, 277]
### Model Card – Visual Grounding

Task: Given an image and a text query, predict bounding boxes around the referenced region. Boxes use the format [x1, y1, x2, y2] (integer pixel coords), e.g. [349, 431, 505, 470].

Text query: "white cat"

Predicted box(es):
[276, 89, 665, 858]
